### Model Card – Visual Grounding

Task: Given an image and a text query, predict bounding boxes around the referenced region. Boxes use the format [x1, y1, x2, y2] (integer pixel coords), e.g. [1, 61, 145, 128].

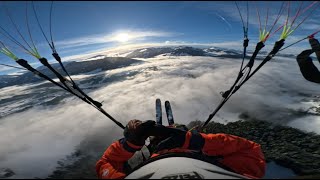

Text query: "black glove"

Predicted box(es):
[154, 127, 187, 152]
[155, 130, 205, 152]
[309, 38, 320, 52]
[309, 38, 320, 63]
[124, 120, 156, 146]
[155, 134, 186, 152]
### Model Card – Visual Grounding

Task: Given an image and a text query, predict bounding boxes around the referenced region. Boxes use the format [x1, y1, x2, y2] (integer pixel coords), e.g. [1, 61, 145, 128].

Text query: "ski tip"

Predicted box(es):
[156, 98, 162, 125]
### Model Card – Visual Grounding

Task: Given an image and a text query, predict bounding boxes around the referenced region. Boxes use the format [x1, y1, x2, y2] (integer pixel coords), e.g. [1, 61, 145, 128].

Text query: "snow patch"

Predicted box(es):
[139, 49, 147, 52]
[85, 55, 106, 61]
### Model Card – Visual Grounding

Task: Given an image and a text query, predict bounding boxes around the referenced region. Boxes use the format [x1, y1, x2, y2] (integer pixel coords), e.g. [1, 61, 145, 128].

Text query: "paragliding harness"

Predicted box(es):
[296, 37, 320, 83]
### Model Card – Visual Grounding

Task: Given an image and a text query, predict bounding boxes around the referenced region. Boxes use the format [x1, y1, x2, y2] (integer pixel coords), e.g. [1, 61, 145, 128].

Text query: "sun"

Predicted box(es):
[115, 33, 130, 42]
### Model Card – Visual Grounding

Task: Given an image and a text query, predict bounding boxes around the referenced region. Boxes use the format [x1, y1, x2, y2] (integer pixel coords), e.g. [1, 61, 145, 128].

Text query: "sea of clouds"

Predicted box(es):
[0, 54, 319, 178]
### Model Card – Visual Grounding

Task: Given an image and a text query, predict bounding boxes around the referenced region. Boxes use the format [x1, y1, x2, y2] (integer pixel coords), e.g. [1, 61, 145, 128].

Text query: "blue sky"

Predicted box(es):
[0, 1, 320, 75]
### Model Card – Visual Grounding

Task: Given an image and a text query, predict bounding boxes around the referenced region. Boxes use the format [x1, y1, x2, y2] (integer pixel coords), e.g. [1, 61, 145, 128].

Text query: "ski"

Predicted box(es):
[165, 100, 175, 125]
[156, 98, 162, 125]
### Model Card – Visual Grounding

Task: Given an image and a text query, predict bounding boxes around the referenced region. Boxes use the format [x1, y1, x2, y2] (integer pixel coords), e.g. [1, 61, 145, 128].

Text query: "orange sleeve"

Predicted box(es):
[182, 132, 266, 178]
[96, 138, 143, 179]
[203, 133, 266, 178]
[200, 133, 261, 156]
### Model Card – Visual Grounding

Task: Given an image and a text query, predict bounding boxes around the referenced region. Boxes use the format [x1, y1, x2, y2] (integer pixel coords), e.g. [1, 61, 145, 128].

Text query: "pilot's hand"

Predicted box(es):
[124, 120, 155, 146]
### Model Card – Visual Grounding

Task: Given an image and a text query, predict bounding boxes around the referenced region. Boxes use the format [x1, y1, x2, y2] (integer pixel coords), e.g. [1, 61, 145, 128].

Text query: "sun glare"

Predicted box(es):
[115, 33, 130, 42]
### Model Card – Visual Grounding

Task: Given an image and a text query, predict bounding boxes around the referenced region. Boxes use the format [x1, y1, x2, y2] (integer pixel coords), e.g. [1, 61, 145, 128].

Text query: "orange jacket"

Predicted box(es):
[96, 132, 266, 179]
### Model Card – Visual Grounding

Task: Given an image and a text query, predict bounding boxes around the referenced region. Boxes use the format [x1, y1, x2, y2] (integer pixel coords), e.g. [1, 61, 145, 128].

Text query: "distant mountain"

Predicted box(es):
[85, 55, 107, 61]
[115, 46, 297, 60]
[121, 46, 243, 59]
[0, 75, 20, 86]
[125, 47, 174, 58]
[0, 57, 141, 89]
[203, 47, 243, 58]
[252, 50, 296, 59]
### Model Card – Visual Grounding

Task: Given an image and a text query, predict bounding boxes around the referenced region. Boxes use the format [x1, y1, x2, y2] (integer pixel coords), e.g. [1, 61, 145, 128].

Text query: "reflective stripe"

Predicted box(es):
[119, 138, 141, 153]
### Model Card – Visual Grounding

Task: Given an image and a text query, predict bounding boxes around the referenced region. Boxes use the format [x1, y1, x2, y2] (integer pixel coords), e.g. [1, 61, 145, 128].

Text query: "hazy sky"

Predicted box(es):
[0, 1, 319, 74]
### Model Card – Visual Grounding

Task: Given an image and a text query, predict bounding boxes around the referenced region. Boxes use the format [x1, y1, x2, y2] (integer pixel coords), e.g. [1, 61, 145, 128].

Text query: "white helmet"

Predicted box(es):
[125, 156, 249, 179]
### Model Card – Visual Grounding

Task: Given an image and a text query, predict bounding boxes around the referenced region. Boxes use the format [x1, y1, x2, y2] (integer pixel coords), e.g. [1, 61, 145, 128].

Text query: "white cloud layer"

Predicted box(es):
[0, 54, 319, 178]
